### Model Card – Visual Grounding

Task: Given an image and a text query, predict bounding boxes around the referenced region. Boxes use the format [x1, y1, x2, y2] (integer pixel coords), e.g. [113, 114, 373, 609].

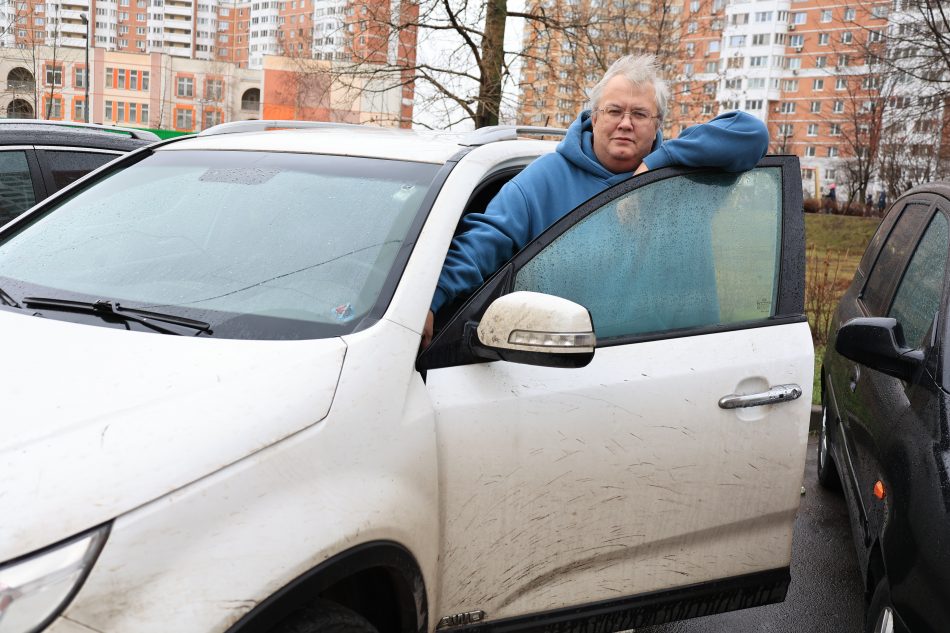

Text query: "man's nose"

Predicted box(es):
[616, 114, 635, 129]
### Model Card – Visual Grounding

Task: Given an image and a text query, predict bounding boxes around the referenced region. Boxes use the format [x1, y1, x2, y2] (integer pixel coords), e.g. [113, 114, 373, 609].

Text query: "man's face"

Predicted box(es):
[591, 77, 660, 174]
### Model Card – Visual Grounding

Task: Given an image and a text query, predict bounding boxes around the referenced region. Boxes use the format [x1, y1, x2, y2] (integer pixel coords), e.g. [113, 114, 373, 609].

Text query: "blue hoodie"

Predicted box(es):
[430, 109, 769, 313]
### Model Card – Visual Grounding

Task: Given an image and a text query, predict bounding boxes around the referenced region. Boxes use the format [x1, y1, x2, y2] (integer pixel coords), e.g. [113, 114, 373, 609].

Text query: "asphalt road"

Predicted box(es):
[635, 436, 866, 633]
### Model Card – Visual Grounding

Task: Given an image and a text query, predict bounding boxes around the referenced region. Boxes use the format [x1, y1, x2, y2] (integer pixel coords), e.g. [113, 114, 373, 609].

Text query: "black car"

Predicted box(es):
[821, 182, 950, 633]
[0, 120, 157, 226]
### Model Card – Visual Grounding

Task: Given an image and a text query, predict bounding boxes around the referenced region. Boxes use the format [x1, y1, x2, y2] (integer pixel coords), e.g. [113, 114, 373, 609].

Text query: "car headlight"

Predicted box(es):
[0, 524, 109, 633]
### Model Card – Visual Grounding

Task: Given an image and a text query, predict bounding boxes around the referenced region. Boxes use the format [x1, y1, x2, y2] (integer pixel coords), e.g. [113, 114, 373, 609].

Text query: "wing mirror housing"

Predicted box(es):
[835, 317, 924, 381]
[467, 291, 595, 368]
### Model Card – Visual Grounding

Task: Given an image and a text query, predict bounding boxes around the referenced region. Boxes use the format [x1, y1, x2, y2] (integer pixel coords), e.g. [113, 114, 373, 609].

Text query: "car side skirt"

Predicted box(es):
[438, 567, 790, 632]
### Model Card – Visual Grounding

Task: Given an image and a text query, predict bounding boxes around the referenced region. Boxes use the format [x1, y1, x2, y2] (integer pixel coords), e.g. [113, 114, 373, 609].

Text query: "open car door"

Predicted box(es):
[419, 157, 813, 631]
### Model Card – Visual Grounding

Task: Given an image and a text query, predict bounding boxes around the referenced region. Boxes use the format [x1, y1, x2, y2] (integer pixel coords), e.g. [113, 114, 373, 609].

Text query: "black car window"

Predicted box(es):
[862, 201, 930, 315]
[512, 169, 782, 339]
[888, 211, 949, 348]
[0, 150, 36, 225]
[44, 150, 119, 191]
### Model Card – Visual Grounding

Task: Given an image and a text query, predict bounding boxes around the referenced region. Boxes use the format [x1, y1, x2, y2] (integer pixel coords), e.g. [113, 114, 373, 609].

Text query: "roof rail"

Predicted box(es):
[198, 120, 363, 137]
[0, 119, 160, 141]
[462, 125, 568, 145]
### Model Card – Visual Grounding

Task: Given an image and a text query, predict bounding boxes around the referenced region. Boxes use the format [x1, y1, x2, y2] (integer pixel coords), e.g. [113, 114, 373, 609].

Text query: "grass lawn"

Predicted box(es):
[803, 213, 881, 403]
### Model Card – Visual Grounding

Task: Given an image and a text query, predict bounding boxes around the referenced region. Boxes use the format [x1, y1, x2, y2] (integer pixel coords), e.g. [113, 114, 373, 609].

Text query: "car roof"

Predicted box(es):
[156, 121, 567, 164]
[0, 121, 154, 152]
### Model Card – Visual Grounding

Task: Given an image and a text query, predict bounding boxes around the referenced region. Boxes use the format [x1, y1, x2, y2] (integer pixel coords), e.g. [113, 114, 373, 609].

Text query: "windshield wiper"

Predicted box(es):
[22, 297, 213, 336]
[0, 286, 19, 308]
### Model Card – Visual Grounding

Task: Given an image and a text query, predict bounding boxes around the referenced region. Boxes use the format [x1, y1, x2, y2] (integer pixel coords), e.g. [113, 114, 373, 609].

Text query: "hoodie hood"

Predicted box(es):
[555, 109, 664, 184]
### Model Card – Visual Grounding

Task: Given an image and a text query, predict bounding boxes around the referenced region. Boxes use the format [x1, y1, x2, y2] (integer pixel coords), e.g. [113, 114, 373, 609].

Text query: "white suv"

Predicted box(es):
[0, 121, 813, 633]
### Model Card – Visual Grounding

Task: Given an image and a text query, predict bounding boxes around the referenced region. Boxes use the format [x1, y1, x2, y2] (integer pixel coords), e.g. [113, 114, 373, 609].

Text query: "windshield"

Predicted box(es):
[0, 150, 440, 340]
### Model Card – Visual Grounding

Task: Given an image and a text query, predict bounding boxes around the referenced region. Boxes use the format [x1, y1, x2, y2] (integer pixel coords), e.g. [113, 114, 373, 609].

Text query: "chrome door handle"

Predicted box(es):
[718, 384, 803, 409]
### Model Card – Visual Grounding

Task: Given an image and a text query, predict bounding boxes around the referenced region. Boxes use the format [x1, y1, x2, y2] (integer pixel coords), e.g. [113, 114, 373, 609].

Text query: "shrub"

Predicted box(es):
[803, 198, 821, 213]
[806, 245, 849, 345]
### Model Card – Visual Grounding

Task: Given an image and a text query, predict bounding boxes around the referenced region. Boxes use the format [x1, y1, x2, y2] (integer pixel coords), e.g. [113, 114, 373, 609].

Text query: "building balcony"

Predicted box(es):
[164, 31, 193, 44]
[165, 18, 193, 31]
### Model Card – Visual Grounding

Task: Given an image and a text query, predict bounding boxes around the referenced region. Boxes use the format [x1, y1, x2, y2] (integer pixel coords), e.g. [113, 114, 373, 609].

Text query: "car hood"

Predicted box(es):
[0, 309, 345, 560]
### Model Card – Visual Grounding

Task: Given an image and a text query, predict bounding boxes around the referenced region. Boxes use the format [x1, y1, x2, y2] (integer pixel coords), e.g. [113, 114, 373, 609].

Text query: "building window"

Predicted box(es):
[833, 100, 844, 113]
[205, 78, 223, 100]
[74, 99, 86, 121]
[177, 76, 194, 97]
[105, 100, 113, 120]
[778, 124, 794, 136]
[789, 34, 803, 47]
[129, 102, 137, 121]
[818, 33, 829, 45]
[725, 78, 742, 90]
[117, 69, 126, 89]
[804, 146, 816, 157]
[780, 102, 796, 114]
[729, 35, 746, 47]
[752, 33, 769, 46]
[815, 56, 827, 68]
[828, 147, 839, 157]
[844, 7, 855, 20]
[811, 101, 821, 113]
[141, 103, 149, 124]
[750, 56, 767, 67]
[841, 31, 852, 44]
[142, 71, 150, 90]
[812, 79, 824, 90]
[807, 123, 818, 136]
[176, 108, 193, 129]
[820, 9, 832, 22]
[829, 123, 841, 135]
[45, 64, 63, 85]
[745, 99, 762, 110]
[837, 54, 849, 67]
[793, 11, 806, 24]
[836, 78, 847, 90]
[782, 79, 799, 91]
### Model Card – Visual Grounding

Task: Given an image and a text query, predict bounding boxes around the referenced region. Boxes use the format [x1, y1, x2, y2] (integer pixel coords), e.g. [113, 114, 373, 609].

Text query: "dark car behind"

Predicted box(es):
[0, 120, 157, 226]
[820, 182, 950, 633]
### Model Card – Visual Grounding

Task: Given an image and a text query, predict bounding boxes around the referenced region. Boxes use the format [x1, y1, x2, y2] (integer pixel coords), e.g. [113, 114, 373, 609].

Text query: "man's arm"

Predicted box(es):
[641, 111, 769, 173]
[430, 179, 534, 314]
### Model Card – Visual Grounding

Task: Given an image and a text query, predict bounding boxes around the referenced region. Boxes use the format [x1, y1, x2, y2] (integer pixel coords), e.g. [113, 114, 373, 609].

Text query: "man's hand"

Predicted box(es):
[421, 310, 434, 349]
[634, 162, 650, 175]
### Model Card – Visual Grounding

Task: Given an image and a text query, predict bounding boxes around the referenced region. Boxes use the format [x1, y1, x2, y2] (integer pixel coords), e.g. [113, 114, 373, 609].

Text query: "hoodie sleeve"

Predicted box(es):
[643, 111, 769, 173]
[430, 179, 534, 313]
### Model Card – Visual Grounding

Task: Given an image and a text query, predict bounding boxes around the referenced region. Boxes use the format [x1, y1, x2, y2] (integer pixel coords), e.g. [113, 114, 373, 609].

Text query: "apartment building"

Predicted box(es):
[519, 0, 946, 199]
[0, 0, 414, 71]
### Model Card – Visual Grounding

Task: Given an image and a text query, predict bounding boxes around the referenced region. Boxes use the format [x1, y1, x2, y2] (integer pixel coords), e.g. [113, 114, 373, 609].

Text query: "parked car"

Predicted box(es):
[0, 119, 158, 226]
[820, 182, 950, 633]
[0, 120, 812, 633]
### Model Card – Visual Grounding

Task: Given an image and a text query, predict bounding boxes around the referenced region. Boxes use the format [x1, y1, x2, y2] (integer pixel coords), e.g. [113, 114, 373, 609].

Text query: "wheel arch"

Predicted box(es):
[225, 541, 427, 633]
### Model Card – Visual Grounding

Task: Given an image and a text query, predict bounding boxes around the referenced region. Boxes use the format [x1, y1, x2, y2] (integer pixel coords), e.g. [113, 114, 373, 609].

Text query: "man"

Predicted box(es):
[422, 54, 770, 346]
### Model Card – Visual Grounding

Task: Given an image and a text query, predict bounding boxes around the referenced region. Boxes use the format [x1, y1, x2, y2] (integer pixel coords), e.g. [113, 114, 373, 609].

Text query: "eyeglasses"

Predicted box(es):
[596, 107, 659, 124]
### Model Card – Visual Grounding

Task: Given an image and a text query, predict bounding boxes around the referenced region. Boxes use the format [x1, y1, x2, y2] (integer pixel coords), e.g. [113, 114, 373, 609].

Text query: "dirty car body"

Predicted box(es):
[0, 122, 813, 633]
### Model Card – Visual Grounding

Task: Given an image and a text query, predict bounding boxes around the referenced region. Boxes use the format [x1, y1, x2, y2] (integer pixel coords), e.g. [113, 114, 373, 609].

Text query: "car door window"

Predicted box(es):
[513, 169, 782, 339]
[43, 150, 120, 191]
[887, 211, 949, 348]
[0, 150, 37, 225]
[862, 201, 931, 315]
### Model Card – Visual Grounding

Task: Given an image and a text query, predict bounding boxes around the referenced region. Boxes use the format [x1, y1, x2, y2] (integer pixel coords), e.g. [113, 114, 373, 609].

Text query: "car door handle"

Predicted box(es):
[718, 384, 803, 409]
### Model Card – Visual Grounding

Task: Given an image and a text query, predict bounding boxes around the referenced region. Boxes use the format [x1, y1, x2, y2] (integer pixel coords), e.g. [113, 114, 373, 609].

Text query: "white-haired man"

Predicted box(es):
[423, 55, 769, 346]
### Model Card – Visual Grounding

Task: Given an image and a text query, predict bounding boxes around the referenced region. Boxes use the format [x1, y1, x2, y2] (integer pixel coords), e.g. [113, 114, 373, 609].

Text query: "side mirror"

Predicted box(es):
[467, 291, 595, 368]
[835, 317, 924, 381]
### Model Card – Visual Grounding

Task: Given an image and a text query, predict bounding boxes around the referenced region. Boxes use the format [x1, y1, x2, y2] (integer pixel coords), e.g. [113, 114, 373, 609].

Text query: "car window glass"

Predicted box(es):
[512, 169, 782, 340]
[888, 212, 949, 348]
[0, 150, 439, 340]
[0, 150, 36, 225]
[44, 150, 118, 191]
[863, 202, 930, 315]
